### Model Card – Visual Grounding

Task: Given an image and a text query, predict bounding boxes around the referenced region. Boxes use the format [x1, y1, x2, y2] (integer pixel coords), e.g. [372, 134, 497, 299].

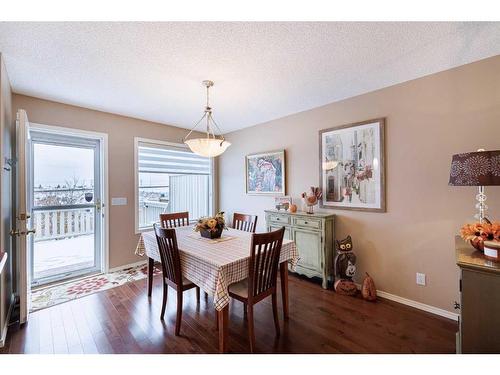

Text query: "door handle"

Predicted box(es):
[10, 228, 36, 236]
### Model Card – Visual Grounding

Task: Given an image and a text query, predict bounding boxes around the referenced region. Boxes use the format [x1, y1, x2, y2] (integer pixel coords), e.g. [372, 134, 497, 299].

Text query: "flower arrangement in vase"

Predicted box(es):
[460, 220, 500, 252]
[194, 212, 228, 239]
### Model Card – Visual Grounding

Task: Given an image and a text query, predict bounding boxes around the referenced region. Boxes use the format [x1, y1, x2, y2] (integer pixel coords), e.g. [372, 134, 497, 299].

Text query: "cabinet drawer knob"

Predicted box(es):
[304, 221, 308, 224]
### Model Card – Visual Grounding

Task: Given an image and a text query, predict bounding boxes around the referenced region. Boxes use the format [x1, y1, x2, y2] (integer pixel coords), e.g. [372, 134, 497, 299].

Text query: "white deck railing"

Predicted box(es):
[138, 200, 169, 227]
[33, 200, 170, 242]
[33, 207, 95, 242]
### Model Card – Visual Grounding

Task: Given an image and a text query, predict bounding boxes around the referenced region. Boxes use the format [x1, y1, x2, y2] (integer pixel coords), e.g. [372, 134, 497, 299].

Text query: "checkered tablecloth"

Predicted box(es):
[135, 226, 299, 311]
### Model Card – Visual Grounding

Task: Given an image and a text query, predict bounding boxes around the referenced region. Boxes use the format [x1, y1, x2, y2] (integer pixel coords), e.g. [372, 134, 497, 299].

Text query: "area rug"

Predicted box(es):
[31, 263, 162, 312]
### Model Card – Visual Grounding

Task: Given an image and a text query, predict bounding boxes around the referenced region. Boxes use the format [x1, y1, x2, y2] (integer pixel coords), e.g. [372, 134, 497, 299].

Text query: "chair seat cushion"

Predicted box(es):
[163, 276, 195, 288]
[228, 279, 249, 298]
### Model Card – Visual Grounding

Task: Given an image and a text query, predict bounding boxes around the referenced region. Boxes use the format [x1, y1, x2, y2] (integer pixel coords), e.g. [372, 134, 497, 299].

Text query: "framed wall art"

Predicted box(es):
[319, 118, 385, 212]
[245, 150, 286, 195]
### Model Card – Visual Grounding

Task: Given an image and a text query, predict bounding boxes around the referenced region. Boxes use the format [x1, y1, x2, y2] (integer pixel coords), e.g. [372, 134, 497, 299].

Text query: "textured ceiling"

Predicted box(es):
[0, 22, 499, 133]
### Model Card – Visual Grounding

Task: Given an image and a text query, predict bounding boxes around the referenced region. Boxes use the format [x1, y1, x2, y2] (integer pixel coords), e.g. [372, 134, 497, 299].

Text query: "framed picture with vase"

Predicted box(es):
[274, 196, 292, 210]
[319, 118, 386, 212]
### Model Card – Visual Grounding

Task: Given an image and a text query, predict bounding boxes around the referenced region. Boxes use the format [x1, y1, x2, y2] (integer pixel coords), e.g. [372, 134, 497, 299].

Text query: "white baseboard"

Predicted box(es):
[0, 294, 16, 348]
[355, 283, 458, 321]
[376, 290, 458, 321]
[108, 260, 147, 273]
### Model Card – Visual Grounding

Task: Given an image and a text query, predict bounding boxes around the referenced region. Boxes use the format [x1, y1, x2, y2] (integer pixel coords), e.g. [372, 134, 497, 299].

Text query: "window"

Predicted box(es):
[135, 138, 213, 231]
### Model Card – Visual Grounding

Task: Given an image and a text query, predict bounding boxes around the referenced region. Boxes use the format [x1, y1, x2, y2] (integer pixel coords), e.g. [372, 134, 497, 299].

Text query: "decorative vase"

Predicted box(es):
[289, 204, 297, 213]
[200, 227, 223, 239]
[470, 238, 484, 252]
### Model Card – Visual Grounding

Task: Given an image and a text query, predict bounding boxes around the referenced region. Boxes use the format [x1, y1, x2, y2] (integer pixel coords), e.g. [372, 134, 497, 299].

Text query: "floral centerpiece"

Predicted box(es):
[460, 221, 500, 251]
[194, 212, 227, 239]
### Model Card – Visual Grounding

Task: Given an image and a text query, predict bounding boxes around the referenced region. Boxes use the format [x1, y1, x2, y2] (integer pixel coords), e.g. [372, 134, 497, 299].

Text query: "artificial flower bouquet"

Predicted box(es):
[460, 221, 500, 251]
[194, 212, 227, 239]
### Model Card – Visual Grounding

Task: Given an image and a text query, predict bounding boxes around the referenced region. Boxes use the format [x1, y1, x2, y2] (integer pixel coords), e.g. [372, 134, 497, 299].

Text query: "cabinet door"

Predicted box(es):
[269, 225, 291, 240]
[293, 228, 321, 271]
[461, 269, 500, 353]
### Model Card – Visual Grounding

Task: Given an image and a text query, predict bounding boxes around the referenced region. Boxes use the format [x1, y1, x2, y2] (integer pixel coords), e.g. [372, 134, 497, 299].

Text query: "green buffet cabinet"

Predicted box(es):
[265, 209, 335, 289]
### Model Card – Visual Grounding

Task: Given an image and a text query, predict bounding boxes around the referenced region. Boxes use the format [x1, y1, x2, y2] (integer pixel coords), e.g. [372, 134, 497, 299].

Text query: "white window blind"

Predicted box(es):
[138, 142, 211, 175]
[136, 140, 212, 231]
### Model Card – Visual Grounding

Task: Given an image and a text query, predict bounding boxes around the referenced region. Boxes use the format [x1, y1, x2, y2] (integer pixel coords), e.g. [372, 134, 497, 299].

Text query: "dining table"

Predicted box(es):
[135, 225, 299, 353]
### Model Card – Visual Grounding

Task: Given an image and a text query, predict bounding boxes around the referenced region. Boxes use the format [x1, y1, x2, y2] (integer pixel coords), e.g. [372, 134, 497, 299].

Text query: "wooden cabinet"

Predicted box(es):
[293, 228, 321, 272]
[265, 210, 335, 289]
[268, 223, 292, 240]
[456, 237, 500, 353]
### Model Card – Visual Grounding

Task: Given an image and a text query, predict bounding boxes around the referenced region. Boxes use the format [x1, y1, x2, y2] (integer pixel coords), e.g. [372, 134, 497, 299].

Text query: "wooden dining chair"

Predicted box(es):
[232, 212, 258, 233]
[153, 224, 200, 336]
[228, 227, 285, 352]
[159, 211, 190, 228]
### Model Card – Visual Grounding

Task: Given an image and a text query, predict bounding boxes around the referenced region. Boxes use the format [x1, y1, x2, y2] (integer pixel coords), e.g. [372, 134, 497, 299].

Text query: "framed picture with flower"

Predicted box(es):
[319, 118, 386, 212]
[245, 150, 286, 195]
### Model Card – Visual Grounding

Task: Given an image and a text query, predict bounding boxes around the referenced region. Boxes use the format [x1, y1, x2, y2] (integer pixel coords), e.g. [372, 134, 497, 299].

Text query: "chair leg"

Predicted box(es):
[160, 282, 168, 320]
[247, 304, 255, 353]
[215, 309, 219, 330]
[175, 290, 183, 336]
[196, 286, 200, 303]
[243, 302, 248, 321]
[272, 292, 280, 337]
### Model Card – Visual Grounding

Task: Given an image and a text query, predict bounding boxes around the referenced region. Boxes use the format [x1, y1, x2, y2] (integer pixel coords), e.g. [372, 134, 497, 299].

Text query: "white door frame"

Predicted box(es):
[29, 123, 109, 274]
[15, 110, 31, 324]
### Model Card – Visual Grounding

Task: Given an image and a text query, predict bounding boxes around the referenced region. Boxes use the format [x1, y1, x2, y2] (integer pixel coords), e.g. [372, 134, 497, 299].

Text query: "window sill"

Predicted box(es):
[136, 227, 153, 234]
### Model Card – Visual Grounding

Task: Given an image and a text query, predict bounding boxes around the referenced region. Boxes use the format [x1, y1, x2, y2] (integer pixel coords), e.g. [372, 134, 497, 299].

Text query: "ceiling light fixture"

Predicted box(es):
[183, 80, 231, 157]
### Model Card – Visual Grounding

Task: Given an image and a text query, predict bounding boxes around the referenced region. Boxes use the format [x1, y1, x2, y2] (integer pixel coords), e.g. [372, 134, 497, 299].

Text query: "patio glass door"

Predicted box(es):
[29, 131, 103, 286]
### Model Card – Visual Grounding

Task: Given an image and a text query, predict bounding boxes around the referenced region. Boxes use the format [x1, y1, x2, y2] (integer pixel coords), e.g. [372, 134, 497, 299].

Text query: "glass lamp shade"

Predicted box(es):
[322, 160, 339, 171]
[184, 138, 231, 157]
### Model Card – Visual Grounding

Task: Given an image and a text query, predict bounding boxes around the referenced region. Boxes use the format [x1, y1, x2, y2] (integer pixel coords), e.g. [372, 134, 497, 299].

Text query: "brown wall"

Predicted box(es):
[219, 55, 500, 313]
[0, 54, 13, 342]
[12, 94, 204, 269]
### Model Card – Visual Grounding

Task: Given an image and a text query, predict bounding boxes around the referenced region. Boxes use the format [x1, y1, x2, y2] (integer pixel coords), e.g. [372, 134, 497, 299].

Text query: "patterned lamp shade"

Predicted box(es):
[449, 150, 500, 186]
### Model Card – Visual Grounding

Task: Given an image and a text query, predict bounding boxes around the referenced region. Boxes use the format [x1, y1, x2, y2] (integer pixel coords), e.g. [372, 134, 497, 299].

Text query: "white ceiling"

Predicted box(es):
[0, 22, 499, 133]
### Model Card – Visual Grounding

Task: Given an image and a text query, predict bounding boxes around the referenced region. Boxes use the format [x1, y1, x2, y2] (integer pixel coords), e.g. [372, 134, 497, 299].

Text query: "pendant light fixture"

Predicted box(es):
[183, 80, 231, 157]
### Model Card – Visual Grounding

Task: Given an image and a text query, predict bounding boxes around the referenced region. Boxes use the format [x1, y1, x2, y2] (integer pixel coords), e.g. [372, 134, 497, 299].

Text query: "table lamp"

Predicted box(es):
[448, 149, 500, 223]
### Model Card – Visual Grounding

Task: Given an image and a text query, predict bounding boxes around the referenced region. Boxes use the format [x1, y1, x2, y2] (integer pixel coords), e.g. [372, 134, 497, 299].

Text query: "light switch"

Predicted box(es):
[111, 197, 127, 206]
[416, 272, 426, 286]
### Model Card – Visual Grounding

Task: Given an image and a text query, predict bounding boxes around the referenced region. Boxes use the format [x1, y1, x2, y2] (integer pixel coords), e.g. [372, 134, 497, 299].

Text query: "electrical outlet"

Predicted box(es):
[416, 272, 426, 286]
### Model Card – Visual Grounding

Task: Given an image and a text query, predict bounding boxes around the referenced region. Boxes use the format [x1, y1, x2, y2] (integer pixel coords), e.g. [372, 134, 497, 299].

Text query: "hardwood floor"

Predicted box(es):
[0, 274, 457, 354]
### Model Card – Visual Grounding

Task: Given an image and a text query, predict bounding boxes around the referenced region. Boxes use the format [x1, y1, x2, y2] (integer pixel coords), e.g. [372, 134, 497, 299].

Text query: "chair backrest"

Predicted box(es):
[232, 213, 258, 233]
[248, 227, 285, 298]
[153, 224, 182, 285]
[160, 211, 189, 228]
